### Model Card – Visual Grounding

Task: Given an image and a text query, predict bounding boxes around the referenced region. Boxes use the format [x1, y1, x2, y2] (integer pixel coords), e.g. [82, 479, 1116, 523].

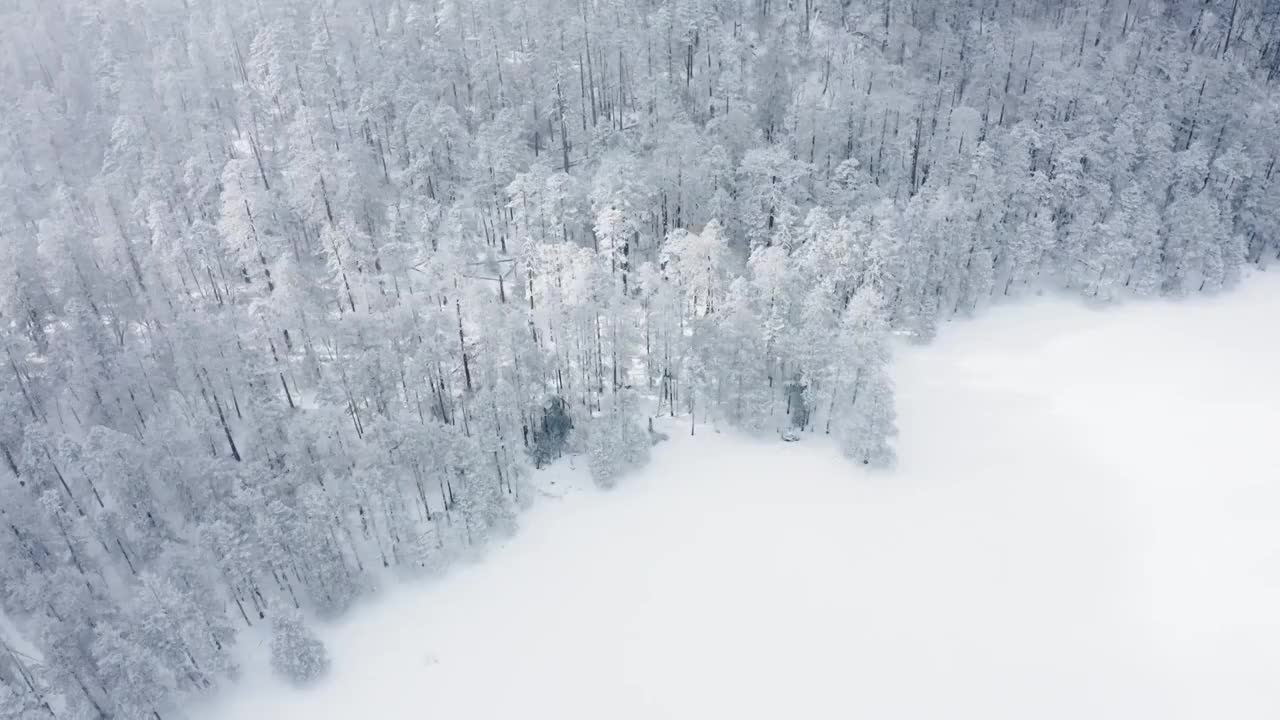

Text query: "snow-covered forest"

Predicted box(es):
[0, 0, 1277, 716]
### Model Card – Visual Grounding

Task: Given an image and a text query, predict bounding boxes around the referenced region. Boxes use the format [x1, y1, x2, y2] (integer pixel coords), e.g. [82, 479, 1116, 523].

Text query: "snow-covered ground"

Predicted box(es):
[193, 274, 1280, 720]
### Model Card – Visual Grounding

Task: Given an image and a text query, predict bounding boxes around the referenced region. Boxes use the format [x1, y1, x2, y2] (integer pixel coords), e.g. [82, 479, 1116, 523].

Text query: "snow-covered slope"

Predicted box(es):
[193, 273, 1280, 720]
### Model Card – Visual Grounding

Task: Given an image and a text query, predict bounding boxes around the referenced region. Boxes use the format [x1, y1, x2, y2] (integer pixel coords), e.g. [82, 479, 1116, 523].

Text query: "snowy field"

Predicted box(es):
[194, 274, 1280, 720]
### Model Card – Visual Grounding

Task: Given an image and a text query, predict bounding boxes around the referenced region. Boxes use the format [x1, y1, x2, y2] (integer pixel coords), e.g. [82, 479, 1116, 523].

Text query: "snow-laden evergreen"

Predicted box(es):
[269, 610, 329, 686]
[585, 390, 651, 488]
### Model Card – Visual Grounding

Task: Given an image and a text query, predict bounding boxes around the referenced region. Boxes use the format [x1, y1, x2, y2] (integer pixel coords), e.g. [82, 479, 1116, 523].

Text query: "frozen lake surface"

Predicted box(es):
[195, 273, 1280, 720]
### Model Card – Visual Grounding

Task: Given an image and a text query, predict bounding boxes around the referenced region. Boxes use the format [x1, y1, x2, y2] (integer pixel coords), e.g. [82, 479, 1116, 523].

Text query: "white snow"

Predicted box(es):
[193, 274, 1280, 720]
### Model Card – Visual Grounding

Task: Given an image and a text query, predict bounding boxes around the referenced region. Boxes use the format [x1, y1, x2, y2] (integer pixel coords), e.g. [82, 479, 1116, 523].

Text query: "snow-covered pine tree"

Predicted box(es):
[585, 390, 650, 489]
[833, 287, 898, 468]
[269, 608, 330, 685]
